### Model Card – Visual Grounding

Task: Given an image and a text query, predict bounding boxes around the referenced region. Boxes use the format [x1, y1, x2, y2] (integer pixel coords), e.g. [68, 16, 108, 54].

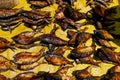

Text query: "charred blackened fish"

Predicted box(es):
[13, 48, 45, 65]
[55, 5, 83, 30]
[63, 5, 87, 21]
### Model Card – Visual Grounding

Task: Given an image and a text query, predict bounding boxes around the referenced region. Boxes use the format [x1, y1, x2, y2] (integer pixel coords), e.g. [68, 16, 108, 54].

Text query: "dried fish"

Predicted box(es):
[55, 5, 83, 30]
[0, 9, 22, 18]
[71, 42, 96, 58]
[52, 46, 71, 55]
[33, 66, 74, 80]
[63, 5, 87, 21]
[96, 47, 120, 64]
[0, 37, 15, 53]
[21, 10, 50, 20]
[13, 72, 36, 80]
[1, 21, 21, 32]
[45, 53, 73, 66]
[75, 56, 98, 65]
[94, 29, 114, 40]
[21, 10, 51, 31]
[14, 43, 40, 49]
[28, 0, 54, 8]
[13, 48, 45, 65]
[68, 29, 92, 46]
[18, 61, 45, 70]
[0, 55, 17, 72]
[74, 66, 101, 80]
[29, 1, 48, 8]
[12, 31, 38, 45]
[22, 17, 51, 25]
[0, 18, 22, 26]
[40, 26, 68, 46]
[93, 36, 116, 49]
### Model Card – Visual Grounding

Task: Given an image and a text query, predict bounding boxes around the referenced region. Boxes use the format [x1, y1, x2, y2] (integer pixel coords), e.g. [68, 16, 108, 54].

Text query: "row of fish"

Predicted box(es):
[0, 9, 51, 32]
[0, 65, 120, 80]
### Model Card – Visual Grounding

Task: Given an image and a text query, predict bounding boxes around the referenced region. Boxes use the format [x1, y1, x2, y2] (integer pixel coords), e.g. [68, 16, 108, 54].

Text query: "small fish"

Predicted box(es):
[28, 0, 54, 8]
[75, 56, 99, 66]
[94, 29, 114, 40]
[0, 9, 22, 18]
[21, 10, 50, 20]
[0, 37, 15, 53]
[18, 61, 45, 70]
[71, 42, 96, 58]
[13, 48, 45, 65]
[12, 31, 38, 45]
[45, 53, 73, 66]
[40, 26, 68, 46]
[96, 47, 120, 64]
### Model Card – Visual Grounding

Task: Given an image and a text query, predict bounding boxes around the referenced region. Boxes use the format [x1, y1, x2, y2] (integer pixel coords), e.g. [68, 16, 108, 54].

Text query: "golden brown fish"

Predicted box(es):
[13, 48, 45, 65]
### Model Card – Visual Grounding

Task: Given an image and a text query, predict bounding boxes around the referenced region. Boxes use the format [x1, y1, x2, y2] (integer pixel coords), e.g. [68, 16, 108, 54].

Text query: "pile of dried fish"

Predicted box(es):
[54, 5, 87, 30]
[0, 9, 22, 32]
[21, 10, 52, 31]
[1, 0, 120, 79]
